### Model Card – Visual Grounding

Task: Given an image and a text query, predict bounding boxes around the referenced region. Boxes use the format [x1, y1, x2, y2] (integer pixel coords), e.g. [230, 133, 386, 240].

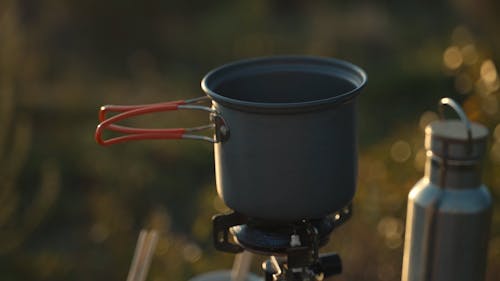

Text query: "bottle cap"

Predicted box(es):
[425, 98, 488, 161]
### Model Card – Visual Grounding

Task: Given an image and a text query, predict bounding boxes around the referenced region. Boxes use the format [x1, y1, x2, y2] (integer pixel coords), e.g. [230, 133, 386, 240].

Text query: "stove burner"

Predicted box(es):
[212, 204, 351, 255]
[230, 217, 335, 254]
[211, 205, 351, 281]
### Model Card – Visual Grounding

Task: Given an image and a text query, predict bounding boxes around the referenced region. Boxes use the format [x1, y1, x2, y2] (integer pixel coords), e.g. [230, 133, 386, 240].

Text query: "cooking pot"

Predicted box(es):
[95, 56, 367, 222]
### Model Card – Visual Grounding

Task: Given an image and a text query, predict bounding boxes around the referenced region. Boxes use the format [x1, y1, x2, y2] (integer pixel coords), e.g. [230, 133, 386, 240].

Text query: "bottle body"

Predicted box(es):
[401, 178, 492, 281]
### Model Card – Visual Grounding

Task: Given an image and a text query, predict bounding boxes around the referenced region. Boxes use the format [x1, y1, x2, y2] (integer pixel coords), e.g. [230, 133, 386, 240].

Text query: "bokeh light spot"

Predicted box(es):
[419, 111, 439, 130]
[443, 46, 463, 70]
[182, 243, 202, 263]
[377, 217, 404, 238]
[480, 59, 498, 84]
[390, 140, 412, 163]
[377, 217, 404, 249]
[475, 78, 499, 96]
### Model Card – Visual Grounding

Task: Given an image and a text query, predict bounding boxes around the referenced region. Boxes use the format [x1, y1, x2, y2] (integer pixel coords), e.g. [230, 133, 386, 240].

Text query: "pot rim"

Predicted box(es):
[201, 55, 367, 113]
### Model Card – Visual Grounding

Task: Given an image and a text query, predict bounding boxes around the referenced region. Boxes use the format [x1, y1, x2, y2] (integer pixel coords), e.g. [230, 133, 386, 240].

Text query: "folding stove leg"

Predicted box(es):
[212, 211, 247, 253]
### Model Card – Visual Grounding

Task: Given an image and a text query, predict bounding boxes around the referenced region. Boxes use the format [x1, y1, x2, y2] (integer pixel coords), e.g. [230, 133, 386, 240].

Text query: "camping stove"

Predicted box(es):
[212, 205, 352, 281]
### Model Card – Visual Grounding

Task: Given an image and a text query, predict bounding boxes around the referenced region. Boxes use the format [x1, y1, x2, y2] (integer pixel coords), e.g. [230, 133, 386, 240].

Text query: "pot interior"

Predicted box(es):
[202, 56, 366, 109]
[214, 71, 356, 103]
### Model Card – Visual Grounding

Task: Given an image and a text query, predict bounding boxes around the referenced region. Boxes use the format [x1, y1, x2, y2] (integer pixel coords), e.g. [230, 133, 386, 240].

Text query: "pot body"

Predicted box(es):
[202, 56, 366, 222]
[212, 101, 357, 221]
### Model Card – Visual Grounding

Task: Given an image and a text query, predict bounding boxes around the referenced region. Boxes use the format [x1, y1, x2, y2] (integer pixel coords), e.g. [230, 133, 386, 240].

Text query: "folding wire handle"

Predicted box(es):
[95, 96, 229, 146]
[438, 97, 473, 154]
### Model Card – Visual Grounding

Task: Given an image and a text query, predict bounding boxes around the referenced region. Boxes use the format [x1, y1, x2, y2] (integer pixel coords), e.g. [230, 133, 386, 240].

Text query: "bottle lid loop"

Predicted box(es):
[438, 98, 473, 154]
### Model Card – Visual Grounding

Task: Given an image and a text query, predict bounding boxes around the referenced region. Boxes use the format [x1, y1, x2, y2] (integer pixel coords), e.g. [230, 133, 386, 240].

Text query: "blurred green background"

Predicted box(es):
[1, 1, 499, 280]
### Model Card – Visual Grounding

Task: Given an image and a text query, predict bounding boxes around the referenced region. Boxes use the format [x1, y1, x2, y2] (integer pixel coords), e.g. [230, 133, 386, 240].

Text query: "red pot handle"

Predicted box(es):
[95, 96, 223, 146]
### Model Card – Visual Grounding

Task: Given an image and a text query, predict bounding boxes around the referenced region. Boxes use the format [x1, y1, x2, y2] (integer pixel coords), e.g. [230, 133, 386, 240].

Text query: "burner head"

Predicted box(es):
[211, 206, 351, 280]
[230, 217, 336, 255]
[212, 204, 351, 255]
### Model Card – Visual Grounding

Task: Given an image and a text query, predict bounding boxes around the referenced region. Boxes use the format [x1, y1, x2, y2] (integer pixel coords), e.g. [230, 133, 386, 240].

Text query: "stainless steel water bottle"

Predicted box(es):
[401, 98, 493, 281]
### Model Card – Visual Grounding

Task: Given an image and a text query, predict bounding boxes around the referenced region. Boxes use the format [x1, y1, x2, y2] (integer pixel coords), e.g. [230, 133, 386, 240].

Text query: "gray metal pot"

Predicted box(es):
[203, 56, 366, 221]
[96, 56, 367, 222]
